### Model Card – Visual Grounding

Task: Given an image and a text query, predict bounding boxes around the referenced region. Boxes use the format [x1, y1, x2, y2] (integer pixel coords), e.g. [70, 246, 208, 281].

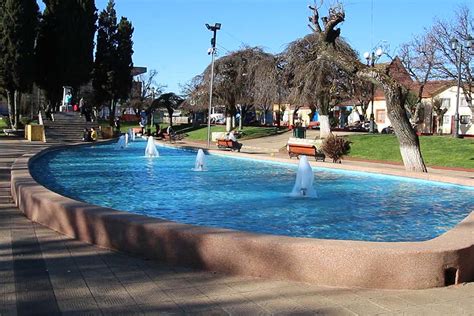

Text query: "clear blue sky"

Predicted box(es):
[93, 0, 471, 93]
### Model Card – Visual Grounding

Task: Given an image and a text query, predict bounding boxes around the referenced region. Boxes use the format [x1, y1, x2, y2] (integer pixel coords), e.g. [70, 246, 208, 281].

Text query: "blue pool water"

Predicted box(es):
[30, 140, 474, 242]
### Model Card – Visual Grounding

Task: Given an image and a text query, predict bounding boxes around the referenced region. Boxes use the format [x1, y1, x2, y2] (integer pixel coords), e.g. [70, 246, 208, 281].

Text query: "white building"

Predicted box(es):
[361, 58, 473, 136]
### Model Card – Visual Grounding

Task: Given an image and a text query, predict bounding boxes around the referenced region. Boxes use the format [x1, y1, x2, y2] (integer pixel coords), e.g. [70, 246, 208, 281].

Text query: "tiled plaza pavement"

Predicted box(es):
[1, 138, 474, 315]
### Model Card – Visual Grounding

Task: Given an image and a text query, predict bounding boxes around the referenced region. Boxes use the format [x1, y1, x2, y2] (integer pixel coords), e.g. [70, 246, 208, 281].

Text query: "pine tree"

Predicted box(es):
[36, 0, 97, 111]
[0, 0, 39, 128]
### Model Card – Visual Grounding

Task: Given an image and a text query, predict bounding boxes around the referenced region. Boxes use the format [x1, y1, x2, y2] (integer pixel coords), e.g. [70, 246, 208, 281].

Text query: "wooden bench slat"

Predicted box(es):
[288, 143, 325, 161]
[216, 139, 242, 152]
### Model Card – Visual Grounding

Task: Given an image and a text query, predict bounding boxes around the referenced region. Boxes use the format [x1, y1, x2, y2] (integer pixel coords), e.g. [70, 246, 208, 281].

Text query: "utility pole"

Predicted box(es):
[205, 23, 221, 148]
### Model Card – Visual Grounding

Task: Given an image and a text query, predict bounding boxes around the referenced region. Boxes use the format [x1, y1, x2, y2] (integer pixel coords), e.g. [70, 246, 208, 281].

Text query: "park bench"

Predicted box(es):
[287, 137, 325, 161]
[216, 139, 242, 152]
[131, 127, 142, 135]
[162, 133, 183, 143]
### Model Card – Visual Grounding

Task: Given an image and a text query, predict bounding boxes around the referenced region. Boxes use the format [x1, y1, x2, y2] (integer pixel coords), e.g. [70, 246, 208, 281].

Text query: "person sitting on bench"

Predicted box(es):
[226, 130, 242, 151]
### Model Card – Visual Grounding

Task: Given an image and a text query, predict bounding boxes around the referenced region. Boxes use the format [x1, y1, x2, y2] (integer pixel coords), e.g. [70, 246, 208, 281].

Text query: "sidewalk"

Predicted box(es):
[1, 137, 474, 315]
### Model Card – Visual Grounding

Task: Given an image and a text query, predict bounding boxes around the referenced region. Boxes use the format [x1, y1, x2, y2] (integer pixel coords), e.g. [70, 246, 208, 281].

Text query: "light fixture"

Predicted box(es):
[375, 47, 383, 57]
[465, 35, 473, 49]
[450, 38, 458, 51]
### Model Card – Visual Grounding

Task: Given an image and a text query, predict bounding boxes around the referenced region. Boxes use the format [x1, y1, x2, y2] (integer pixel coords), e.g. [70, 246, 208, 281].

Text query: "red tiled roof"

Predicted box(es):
[411, 80, 454, 98]
[372, 58, 455, 100]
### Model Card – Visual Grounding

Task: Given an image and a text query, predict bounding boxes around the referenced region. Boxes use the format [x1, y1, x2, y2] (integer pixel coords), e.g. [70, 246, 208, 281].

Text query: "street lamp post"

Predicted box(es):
[363, 48, 383, 133]
[276, 62, 284, 128]
[450, 35, 474, 138]
[205, 23, 221, 148]
[150, 87, 155, 129]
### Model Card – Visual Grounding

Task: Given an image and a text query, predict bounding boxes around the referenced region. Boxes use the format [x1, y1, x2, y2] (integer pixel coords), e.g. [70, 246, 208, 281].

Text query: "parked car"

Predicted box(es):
[347, 121, 369, 132]
[381, 126, 394, 134]
[308, 121, 320, 129]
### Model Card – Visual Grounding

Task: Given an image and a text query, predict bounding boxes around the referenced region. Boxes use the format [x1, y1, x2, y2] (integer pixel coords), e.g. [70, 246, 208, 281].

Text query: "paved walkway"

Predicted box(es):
[1, 136, 474, 315]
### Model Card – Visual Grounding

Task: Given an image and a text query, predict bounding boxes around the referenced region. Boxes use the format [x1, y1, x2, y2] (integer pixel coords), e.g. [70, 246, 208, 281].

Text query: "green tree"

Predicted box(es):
[35, 0, 97, 111]
[115, 17, 134, 100]
[93, 0, 134, 126]
[151, 93, 184, 128]
[0, 0, 39, 128]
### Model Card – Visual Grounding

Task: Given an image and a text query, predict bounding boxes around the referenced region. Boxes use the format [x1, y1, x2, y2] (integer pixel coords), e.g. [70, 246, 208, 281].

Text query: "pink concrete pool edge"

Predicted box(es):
[11, 145, 474, 290]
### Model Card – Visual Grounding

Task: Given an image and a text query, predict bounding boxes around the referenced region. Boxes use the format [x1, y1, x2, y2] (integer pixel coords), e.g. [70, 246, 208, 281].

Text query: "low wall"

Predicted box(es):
[10, 145, 474, 289]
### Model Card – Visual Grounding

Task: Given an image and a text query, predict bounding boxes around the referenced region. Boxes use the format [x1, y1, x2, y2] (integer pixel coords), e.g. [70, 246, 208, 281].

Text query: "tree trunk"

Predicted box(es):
[108, 99, 116, 126]
[192, 112, 199, 127]
[437, 116, 443, 135]
[384, 87, 427, 172]
[226, 115, 232, 132]
[361, 102, 368, 120]
[292, 108, 299, 126]
[14, 91, 21, 129]
[6, 90, 15, 128]
[168, 108, 174, 127]
[319, 115, 331, 138]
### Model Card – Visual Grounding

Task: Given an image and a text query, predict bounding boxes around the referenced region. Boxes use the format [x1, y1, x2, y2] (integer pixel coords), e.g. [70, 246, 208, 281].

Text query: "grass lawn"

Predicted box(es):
[179, 125, 283, 141]
[347, 134, 474, 169]
[103, 121, 284, 141]
[0, 118, 9, 136]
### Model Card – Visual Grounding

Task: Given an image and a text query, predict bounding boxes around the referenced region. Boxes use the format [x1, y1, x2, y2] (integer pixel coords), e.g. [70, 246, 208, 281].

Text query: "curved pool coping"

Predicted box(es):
[11, 142, 474, 289]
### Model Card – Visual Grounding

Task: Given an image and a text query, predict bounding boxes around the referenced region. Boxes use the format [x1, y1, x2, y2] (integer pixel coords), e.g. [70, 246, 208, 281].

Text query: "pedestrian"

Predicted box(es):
[90, 127, 97, 141]
[79, 98, 84, 116]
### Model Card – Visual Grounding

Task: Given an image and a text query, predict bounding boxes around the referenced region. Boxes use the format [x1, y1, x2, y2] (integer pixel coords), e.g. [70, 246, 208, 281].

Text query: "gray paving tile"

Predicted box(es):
[57, 298, 100, 312]
[53, 286, 93, 301]
[94, 293, 137, 309]
[0, 304, 17, 316]
[139, 301, 184, 315]
[368, 295, 417, 311]
[343, 300, 390, 315]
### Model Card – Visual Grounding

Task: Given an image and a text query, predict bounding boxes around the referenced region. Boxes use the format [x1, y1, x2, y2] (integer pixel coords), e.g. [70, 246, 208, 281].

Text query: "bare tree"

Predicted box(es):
[180, 74, 208, 127]
[430, 5, 473, 107]
[431, 97, 448, 135]
[350, 77, 372, 119]
[132, 69, 166, 112]
[284, 4, 359, 138]
[399, 32, 437, 124]
[253, 55, 281, 125]
[198, 47, 279, 131]
[311, 3, 427, 172]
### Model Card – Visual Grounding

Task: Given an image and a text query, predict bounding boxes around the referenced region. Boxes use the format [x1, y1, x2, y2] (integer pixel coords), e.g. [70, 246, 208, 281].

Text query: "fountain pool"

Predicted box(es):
[30, 140, 474, 242]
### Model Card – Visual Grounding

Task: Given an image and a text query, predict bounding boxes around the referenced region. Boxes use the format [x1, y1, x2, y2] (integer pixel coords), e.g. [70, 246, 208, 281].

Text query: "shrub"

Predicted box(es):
[20, 116, 32, 126]
[321, 134, 351, 163]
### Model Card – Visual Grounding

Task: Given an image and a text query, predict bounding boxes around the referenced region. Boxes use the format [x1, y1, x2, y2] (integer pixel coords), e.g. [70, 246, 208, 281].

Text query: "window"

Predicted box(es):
[460, 115, 471, 124]
[443, 115, 450, 125]
[376, 110, 385, 123]
[441, 98, 450, 109]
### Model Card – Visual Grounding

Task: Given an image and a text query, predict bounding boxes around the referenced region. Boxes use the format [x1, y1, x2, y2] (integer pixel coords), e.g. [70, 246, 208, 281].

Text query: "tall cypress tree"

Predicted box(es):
[93, 0, 117, 108]
[36, 0, 97, 111]
[116, 17, 134, 100]
[93, 0, 134, 126]
[0, 0, 39, 128]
